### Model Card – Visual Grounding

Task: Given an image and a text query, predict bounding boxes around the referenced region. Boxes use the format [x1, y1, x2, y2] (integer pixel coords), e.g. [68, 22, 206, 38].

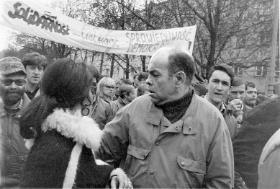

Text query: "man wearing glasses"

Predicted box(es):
[0, 57, 30, 188]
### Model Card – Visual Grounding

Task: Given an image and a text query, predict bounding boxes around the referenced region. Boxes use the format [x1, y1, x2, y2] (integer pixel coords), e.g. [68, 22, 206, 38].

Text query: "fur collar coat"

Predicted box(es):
[20, 108, 113, 188]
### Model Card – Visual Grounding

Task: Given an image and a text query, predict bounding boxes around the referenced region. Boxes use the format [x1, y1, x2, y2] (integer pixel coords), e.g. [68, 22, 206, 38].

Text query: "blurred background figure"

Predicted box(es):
[192, 73, 207, 96]
[0, 57, 29, 188]
[134, 72, 149, 98]
[110, 84, 136, 117]
[133, 72, 148, 88]
[256, 91, 269, 105]
[229, 77, 245, 102]
[137, 83, 149, 97]
[136, 72, 148, 87]
[115, 78, 133, 99]
[97, 77, 116, 103]
[22, 52, 48, 100]
[228, 77, 245, 124]
[81, 65, 114, 130]
[244, 82, 258, 111]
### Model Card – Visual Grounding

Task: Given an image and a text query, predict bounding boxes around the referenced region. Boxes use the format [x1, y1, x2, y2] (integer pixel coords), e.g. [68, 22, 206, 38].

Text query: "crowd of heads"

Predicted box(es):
[0, 48, 274, 118]
[1, 44, 279, 189]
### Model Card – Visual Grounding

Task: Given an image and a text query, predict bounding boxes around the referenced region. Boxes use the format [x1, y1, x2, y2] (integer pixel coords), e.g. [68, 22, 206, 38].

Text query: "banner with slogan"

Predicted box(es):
[0, 0, 197, 56]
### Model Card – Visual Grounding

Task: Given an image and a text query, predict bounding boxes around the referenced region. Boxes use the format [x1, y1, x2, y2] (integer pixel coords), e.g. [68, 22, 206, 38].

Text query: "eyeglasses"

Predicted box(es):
[1, 79, 26, 86]
[104, 85, 115, 89]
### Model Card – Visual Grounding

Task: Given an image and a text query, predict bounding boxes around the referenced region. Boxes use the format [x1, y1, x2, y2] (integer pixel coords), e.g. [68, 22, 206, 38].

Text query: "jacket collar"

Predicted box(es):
[146, 94, 199, 134]
[0, 93, 30, 117]
[42, 108, 102, 151]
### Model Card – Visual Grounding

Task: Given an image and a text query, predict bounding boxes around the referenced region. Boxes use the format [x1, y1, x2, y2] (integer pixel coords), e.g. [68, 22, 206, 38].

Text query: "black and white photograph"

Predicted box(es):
[0, 0, 279, 188]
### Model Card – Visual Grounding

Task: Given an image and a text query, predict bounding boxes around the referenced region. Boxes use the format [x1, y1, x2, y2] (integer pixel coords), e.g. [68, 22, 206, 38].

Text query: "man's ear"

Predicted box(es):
[174, 71, 187, 86]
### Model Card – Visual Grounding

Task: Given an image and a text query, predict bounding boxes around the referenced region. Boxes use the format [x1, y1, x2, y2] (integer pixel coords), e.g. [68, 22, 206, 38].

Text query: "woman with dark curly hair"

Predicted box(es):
[19, 58, 131, 188]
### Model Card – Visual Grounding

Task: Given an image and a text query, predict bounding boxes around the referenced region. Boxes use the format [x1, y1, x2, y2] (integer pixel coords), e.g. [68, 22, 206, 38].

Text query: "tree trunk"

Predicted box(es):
[84, 50, 88, 63]
[73, 50, 78, 61]
[91, 51, 95, 64]
[206, 33, 217, 78]
[99, 53, 105, 75]
[110, 54, 115, 77]
[125, 55, 130, 79]
[140, 56, 146, 72]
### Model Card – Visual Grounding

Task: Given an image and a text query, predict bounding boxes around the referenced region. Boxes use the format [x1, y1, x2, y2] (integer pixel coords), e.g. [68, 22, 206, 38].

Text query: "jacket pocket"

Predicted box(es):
[127, 145, 150, 159]
[122, 145, 150, 178]
[176, 156, 206, 187]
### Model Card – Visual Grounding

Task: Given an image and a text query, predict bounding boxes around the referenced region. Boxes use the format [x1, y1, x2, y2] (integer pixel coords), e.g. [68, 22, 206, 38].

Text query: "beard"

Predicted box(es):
[2, 89, 24, 106]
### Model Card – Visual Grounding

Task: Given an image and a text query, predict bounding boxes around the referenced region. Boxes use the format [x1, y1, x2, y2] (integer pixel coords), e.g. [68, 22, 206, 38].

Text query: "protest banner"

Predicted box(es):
[0, 0, 196, 56]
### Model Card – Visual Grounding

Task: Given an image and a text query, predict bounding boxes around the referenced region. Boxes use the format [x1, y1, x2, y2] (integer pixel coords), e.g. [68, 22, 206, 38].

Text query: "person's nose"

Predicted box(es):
[146, 76, 152, 86]
[10, 81, 18, 89]
[34, 67, 41, 74]
[216, 82, 223, 90]
[237, 93, 241, 99]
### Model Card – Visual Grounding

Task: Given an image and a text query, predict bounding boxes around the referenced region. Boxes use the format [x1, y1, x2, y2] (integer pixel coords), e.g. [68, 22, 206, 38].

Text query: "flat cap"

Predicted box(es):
[0, 57, 26, 75]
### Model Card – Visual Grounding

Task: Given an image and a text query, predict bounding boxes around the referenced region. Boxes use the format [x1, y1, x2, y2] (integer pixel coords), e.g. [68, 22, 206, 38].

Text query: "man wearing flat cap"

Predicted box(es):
[0, 57, 30, 188]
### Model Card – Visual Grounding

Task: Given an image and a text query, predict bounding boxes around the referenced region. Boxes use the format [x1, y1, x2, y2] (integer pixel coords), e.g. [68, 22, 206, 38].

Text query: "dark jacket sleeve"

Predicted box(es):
[76, 146, 114, 188]
[20, 131, 74, 188]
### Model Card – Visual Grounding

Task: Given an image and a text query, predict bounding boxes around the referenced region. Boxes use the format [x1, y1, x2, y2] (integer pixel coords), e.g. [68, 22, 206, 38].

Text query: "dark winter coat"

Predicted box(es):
[20, 108, 113, 188]
[233, 97, 280, 189]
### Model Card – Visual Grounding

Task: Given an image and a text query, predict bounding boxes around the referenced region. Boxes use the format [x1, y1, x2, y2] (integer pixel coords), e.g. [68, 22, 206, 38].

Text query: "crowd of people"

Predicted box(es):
[0, 44, 279, 189]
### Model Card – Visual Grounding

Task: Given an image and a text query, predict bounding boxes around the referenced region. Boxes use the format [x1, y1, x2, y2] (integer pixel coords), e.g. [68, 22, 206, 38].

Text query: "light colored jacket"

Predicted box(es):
[98, 94, 234, 188]
[258, 128, 280, 189]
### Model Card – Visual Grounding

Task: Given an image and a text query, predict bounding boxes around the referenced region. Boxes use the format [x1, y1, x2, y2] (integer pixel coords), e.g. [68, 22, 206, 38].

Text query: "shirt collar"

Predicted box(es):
[204, 93, 226, 113]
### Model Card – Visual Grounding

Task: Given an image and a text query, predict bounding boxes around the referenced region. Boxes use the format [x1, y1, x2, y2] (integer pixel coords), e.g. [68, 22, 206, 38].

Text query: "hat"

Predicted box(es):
[0, 57, 26, 76]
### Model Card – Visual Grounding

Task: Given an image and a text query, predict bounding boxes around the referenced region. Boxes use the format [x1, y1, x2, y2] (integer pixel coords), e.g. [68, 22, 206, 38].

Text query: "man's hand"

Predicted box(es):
[110, 168, 133, 189]
[229, 99, 243, 111]
[228, 99, 244, 123]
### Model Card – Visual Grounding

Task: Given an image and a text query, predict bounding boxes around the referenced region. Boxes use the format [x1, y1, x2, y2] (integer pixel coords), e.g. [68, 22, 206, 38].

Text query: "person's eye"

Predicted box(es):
[38, 66, 44, 71]
[222, 81, 230, 86]
[212, 79, 219, 83]
[30, 65, 37, 70]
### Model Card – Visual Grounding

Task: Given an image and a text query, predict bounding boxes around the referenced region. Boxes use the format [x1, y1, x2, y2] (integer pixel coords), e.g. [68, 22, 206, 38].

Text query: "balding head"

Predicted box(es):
[147, 45, 195, 105]
[150, 46, 195, 84]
